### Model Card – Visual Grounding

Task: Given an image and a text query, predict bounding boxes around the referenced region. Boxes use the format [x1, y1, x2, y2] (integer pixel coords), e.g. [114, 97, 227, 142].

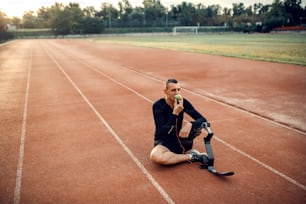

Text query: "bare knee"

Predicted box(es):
[150, 145, 171, 165]
[150, 145, 189, 165]
[150, 149, 165, 164]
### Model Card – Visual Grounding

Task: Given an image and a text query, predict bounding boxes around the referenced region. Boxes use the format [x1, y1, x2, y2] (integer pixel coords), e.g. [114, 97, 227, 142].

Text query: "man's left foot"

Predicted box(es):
[189, 150, 208, 164]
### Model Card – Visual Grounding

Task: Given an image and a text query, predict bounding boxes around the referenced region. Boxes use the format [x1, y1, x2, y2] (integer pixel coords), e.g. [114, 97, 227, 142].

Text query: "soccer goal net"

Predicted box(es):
[172, 26, 198, 35]
[173, 25, 230, 35]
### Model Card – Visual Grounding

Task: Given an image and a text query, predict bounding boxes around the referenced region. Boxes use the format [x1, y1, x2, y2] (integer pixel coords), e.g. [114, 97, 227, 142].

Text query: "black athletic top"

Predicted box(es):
[152, 98, 207, 153]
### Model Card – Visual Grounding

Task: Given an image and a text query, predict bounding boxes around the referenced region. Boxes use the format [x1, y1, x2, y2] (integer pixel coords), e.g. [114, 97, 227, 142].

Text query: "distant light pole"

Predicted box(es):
[143, 9, 146, 26]
[108, 7, 112, 28]
[165, 10, 168, 27]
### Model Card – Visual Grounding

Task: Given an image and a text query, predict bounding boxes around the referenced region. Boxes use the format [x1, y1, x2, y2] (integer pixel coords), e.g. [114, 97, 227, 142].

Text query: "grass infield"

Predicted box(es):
[92, 33, 306, 66]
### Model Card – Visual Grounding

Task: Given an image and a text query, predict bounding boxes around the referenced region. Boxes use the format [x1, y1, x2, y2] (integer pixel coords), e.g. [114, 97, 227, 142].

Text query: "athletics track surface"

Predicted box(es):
[0, 40, 305, 203]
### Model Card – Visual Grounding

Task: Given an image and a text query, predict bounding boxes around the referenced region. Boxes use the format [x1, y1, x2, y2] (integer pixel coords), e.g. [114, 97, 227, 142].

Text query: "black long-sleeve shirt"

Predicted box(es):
[152, 98, 207, 153]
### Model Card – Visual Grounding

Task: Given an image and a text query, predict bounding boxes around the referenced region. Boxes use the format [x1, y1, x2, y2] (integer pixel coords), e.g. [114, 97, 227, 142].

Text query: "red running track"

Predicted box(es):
[1, 39, 305, 204]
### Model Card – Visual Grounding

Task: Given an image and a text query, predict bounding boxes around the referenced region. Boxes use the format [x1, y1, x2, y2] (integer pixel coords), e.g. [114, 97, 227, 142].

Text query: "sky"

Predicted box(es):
[1, 0, 305, 18]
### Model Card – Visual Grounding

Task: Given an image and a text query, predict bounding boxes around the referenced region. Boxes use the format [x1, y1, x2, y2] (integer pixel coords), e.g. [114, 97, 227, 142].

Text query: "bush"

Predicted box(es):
[262, 16, 288, 32]
[0, 31, 14, 43]
[75, 17, 104, 34]
[13, 29, 53, 38]
[103, 27, 172, 34]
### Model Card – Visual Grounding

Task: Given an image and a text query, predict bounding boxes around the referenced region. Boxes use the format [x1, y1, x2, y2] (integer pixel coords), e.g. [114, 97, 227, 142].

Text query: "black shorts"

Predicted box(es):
[156, 119, 204, 154]
[159, 140, 193, 154]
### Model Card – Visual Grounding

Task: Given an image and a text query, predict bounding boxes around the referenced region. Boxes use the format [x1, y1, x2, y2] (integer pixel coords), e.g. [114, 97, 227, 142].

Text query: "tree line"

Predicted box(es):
[1, 0, 305, 37]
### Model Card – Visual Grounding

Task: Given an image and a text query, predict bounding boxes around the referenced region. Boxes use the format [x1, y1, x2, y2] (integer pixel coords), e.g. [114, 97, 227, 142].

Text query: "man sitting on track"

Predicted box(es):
[150, 78, 209, 165]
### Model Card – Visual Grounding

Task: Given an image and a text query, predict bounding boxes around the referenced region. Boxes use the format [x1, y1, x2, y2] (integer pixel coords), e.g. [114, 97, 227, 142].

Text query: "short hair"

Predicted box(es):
[166, 78, 178, 89]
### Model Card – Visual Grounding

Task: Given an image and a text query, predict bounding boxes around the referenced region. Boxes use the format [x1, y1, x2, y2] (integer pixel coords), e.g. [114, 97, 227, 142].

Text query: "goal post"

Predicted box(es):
[172, 26, 198, 35]
[172, 25, 230, 35]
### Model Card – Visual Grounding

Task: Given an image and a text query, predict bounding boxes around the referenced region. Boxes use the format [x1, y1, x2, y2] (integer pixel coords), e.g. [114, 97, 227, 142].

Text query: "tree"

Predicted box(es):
[259, 4, 270, 15]
[0, 10, 8, 31]
[232, 3, 245, 17]
[83, 6, 97, 17]
[173, 2, 196, 26]
[194, 4, 222, 26]
[66, 3, 84, 33]
[22, 11, 38, 28]
[262, 0, 289, 32]
[77, 17, 104, 34]
[4, 0, 305, 35]
[48, 3, 65, 33]
[52, 9, 72, 35]
[253, 3, 263, 15]
[0, 11, 14, 42]
[219, 7, 232, 27]
[129, 6, 145, 27]
[48, 3, 85, 35]
[37, 7, 51, 28]
[284, 0, 303, 24]
[95, 3, 119, 28]
[143, 0, 166, 26]
[118, 0, 133, 26]
[10, 17, 21, 29]
[245, 6, 253, 17]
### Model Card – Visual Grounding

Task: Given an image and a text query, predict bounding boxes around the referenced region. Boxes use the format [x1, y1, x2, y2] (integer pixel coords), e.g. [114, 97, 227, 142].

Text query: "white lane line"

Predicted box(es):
[14, 44, 33, 204]
[44, 47, 175, 204]
[215, 137, 306, 191]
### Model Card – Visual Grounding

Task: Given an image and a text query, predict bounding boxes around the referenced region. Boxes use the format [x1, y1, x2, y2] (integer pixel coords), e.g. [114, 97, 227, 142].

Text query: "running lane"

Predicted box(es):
[0, 40, 35, 204]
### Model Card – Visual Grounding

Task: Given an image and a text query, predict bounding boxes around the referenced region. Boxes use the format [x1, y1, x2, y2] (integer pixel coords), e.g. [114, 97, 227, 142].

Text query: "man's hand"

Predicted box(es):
[179, 121, 192, 138]
[172, 98, 184, 115]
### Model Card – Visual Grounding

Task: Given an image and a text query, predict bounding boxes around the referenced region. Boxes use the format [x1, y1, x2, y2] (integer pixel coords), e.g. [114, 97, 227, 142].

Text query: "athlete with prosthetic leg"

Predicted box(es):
[150, 79, 209, 165]
[150, 78, 234, 176]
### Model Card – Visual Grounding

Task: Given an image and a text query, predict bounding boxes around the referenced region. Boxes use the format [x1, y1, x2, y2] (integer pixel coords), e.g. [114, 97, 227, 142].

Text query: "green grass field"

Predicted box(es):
[92, 33, 306, 66]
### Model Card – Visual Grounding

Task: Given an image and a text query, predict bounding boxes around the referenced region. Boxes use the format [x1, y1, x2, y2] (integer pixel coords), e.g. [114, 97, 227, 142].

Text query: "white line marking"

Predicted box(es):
[14, 44, 33, 204]
[183, 88, 306, 136]
[215, 137, 306, 191]
[44, 47, 175, 204]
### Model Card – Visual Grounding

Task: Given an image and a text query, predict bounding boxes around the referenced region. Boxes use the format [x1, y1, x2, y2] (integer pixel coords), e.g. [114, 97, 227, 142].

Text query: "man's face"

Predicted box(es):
[165, 82, 181, 102]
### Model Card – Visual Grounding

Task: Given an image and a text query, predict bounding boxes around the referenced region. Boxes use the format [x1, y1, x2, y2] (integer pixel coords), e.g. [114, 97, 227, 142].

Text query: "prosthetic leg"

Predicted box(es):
[200, 122, 234, 176]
